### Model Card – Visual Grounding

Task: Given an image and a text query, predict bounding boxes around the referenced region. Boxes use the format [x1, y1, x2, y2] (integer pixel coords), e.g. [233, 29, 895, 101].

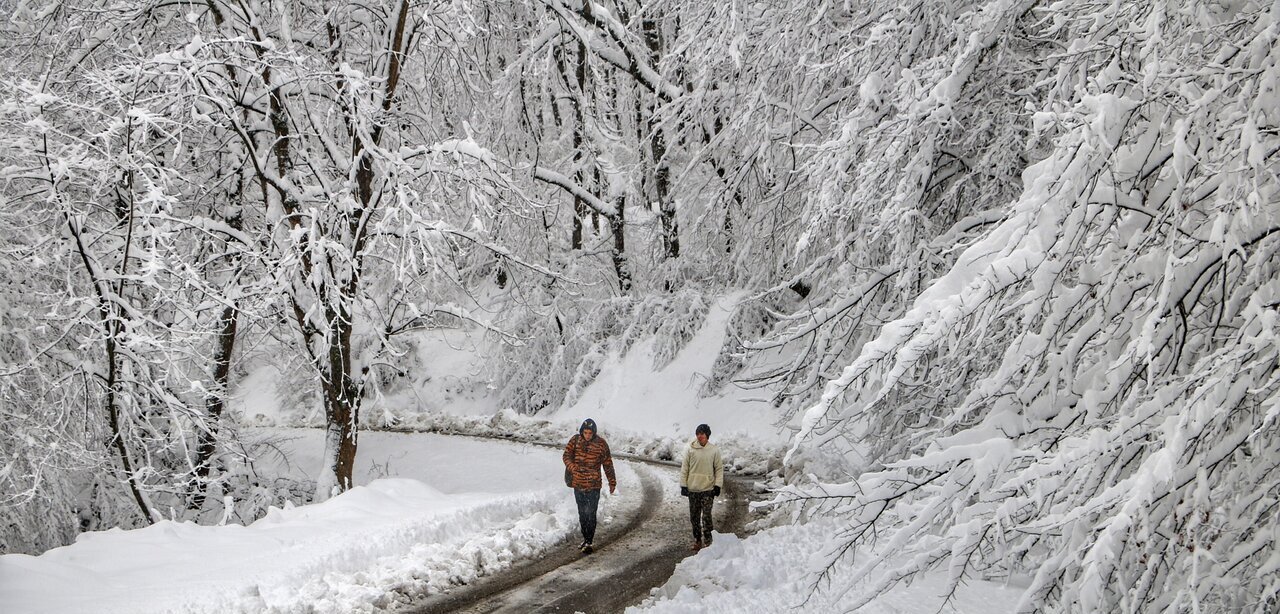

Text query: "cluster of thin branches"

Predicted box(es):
[755, 1, 1280, 611]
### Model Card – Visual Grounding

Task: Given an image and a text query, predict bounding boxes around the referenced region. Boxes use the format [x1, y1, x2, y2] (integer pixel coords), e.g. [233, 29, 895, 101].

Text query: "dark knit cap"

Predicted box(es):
[580, 418, 598, 434]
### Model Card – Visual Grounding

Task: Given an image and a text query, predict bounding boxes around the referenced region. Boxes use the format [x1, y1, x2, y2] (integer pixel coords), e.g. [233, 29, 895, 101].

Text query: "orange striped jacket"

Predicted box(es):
[563, 434, 616, 491]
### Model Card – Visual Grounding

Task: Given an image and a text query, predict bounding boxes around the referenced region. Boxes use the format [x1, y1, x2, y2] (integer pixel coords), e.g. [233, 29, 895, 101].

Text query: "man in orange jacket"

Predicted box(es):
[563, 418, 616, 554]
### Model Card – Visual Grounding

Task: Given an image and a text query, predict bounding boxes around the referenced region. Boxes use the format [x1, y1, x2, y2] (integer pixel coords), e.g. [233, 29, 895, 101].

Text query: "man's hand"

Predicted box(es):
[680, 486, 689, 497]
[713, 486, 721, 497]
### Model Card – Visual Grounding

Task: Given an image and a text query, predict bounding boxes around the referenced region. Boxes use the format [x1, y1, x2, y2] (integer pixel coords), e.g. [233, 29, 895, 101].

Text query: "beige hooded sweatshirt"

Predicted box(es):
[680, 439, 724, 493]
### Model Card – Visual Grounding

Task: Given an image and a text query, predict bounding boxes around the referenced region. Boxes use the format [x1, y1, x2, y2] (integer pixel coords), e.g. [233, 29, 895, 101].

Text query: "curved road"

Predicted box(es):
[399, 461, 756, 614]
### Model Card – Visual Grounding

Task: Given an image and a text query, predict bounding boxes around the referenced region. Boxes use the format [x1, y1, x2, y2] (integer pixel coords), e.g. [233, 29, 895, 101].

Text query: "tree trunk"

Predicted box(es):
[611, 196, 631, 293]
[65, 222, 153, 523]
[651, 129, 678, 259]
[570, 5, 592, 250]
[191, 201, 244, 509]
[705, 118, 746, 255]
[326, 302, 361, 493]
[310, 299, 363, 500]
[642, 16, 679, 260]
[192, 301, 237, 509]
[103, 330, 155, 522]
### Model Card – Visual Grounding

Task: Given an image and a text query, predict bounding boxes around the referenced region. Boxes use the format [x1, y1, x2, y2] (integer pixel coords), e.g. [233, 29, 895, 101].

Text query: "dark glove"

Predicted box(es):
[713, 486, 721, 497]
[680, 486, 689, 497]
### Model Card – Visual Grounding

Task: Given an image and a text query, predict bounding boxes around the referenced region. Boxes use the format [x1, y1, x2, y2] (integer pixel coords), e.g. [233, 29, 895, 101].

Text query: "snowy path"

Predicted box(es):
[0, 430, 759, 614]
[402, 463, 754, 613]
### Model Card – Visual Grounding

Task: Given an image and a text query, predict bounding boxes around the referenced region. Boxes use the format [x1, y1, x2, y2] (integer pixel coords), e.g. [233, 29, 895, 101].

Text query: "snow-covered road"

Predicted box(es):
[3, 429, 1030, 614]
[407, 463, 754, 614]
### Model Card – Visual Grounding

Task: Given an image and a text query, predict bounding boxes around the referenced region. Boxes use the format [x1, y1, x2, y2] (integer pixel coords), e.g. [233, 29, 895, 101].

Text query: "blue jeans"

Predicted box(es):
[574, 488, 601, 544]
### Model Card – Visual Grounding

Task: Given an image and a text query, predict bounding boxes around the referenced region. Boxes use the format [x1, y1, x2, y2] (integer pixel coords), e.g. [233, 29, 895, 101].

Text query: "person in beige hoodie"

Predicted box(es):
[679, 423, 724, 551]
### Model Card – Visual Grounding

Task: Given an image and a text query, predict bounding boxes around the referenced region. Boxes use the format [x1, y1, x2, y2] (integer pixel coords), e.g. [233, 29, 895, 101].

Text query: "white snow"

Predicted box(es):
[554, 294, 787, 446]
[628, 519, 1024, 613]
[3, 296, 1015, 613]
[0, 431, 639, 614]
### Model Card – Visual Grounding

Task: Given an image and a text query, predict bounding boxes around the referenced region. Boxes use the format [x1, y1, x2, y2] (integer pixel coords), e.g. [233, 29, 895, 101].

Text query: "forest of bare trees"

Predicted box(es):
[2, 1, 1277, 611]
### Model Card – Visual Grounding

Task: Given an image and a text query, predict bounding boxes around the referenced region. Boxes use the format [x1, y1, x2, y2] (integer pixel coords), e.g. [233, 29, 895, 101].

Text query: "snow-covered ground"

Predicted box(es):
[0, 432, 639, 614]
[3, 295, 1020, 613]
[554, 295, 784, 440]
[236, 295, 793, 475]
[629, 519, 1024, 613]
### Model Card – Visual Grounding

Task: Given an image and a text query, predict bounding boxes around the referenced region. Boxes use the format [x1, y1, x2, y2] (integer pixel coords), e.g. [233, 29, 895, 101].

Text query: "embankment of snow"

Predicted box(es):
[628, 516, 1025, 613]
[0, 433, 640, 614]
[552, 293, 788, 445]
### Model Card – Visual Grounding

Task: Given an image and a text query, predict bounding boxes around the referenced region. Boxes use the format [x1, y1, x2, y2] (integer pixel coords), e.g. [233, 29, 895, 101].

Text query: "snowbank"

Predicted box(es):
[629, 517, 1024, 613]
[0, 433, 640, 614]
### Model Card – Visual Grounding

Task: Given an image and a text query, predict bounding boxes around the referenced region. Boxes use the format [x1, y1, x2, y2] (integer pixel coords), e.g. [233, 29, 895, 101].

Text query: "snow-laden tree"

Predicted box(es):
[481, 0, 880, 413]
[0, 0, 296, 546]
[770, 1, 1280, 611]
[695, 0, 1035, 417]
[0, 0, 557, 545]
[160, 0, 561, 498]
[0, 184, 110, 553]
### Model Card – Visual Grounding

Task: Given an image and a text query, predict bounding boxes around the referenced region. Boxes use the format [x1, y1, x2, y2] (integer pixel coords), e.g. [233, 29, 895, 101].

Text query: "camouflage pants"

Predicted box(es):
[688, 490, 715, 543]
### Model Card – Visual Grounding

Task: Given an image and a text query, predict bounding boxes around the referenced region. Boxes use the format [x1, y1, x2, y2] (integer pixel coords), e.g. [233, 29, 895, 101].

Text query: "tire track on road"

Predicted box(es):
[400, 462, 756, 614]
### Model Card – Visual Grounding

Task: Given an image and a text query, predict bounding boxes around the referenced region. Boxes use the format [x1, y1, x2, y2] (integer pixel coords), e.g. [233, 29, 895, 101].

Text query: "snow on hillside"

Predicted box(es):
[234, 328, 497, 427]
[553, 294, 784, 443]
[235, 293, 795, 476]
[0, 432, 639, 614]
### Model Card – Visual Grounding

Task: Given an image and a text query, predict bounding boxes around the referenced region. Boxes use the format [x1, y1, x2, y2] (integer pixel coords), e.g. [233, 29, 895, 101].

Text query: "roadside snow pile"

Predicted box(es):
[382, 409, 786, 476]
[0, 480, 571, 613]
[628, 516, 1024, 613]
[1, 436, 641, 614]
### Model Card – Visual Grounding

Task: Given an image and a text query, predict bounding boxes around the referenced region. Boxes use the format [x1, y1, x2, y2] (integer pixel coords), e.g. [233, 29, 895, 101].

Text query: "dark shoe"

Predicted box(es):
[578, 541, 588, 551]
[703, 536, 712, 547]
[690, 541, 703, 551]
[583, 544, 594, 554]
